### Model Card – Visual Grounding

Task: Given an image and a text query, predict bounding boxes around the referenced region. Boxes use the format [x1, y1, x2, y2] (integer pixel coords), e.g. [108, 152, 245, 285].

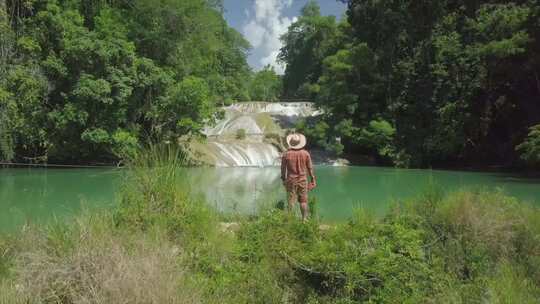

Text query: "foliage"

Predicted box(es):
[0, 88, 14, 161]
[278, 0, 340, 98]
[485, 262, 540, 304]
[151, 76, 215, 138]
[0, 0, 253, 164]
[296, 118, 344, 155]
[235, 128, 247, 140]
[0, 2, 14, 161]
[111, 129, 140, 160]
[1, 65, 50, 161]
[1, 213, 199, 304]
[115, 143, 215, 237]
[355, 120, 399, 164]
[249, 65, 282, 102]
[280, 0, 540, 168]
[516, 124, 540, 166]
[3, 182, 540, 303]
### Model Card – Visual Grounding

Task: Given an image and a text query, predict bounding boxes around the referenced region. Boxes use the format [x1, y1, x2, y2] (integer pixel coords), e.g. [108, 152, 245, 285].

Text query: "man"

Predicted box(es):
[281, 133, 316, 221]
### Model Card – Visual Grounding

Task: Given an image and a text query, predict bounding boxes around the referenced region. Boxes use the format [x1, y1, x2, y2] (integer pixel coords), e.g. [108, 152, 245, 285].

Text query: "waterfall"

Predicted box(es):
[225, 102, 322, 117]
[198, 102, 321, 167]
[204, 114, 263, 137]
[211, 142, 280, 167]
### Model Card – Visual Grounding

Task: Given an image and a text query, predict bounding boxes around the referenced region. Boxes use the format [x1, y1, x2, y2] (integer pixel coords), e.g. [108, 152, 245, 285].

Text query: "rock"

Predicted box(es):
[171, 245, 181, 256]
[219, 222, 240, 233]
[319, 224, 333, 231]
[331, 158, 350, 167]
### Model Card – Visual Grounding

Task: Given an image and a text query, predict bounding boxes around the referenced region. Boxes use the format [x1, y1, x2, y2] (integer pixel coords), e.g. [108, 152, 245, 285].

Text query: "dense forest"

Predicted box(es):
[1, 0, 540, 169]
[284, 0, 540, 169]
[0, 0, 282, 164]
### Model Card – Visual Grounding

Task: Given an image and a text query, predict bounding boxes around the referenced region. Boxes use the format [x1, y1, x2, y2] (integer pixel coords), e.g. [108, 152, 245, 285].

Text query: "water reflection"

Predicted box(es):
[183, 167, 284, 214]
[181, 166, 540, 222]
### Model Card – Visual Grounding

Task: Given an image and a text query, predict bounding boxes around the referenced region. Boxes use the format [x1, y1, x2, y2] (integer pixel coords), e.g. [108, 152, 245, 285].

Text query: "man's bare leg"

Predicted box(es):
[286, 183, 295, 212]
[288, 201, 295, 212]
[300, 202, 309, 222]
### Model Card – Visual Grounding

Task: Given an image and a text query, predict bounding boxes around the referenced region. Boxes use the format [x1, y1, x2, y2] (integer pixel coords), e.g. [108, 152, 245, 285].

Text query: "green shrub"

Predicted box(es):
[288, 214, 437, 302]
[0, 88, 14, 162]
[516, 124, 540, 166]
[115, 143, 217, 242]
[296, 118, 344, 155]
[486, 262, 540, 304]
[111, 129, 139, 160]
[397, 190, 540, 303]
[0, 236, 14, 279]
[2, 212, 199, 304]
[264, 133, 281, 142]
[236, 128, 247, 140]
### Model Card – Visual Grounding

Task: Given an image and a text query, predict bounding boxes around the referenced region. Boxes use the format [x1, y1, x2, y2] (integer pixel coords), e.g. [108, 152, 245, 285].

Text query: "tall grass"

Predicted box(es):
[486, 262, 540, 304]
[0, 213, 200, 304]
[115, 144, 218, 240]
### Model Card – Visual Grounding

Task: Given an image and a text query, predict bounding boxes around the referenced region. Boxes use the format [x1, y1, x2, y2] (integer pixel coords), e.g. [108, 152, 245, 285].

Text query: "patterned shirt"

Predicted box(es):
[281, 149, 315, 183]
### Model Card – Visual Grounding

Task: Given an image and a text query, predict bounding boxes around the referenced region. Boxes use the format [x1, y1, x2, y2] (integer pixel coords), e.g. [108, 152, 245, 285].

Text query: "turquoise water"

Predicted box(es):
[1, 167, 539, 232]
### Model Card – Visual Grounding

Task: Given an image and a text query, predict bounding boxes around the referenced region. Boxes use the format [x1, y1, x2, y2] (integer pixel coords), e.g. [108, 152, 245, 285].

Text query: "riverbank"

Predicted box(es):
[1, 157, 539, 303]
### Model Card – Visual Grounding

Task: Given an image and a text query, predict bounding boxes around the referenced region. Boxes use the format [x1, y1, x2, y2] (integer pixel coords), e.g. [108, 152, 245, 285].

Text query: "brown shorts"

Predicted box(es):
[286, 180, 308, 205]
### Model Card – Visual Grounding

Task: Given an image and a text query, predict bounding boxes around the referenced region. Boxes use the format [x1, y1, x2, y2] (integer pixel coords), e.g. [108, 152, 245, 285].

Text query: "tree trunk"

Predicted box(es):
[0, 0, 13, 76]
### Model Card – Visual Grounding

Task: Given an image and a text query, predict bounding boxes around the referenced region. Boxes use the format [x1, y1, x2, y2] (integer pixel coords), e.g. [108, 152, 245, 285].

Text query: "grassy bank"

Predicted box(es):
[1, 150, 539, 303]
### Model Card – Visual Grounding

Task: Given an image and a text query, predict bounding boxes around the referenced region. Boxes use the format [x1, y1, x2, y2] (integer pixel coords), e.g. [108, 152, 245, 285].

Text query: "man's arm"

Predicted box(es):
[281, 153, 287, 183]
[306, 153, 316, 186]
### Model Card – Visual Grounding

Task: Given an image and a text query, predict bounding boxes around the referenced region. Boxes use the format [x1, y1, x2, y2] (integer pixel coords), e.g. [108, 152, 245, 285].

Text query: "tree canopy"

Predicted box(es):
[249, 65, 282, 102]
[282, 0, 540, 168]
[2, 0, 539, 169]
[0, 0, 253, 163]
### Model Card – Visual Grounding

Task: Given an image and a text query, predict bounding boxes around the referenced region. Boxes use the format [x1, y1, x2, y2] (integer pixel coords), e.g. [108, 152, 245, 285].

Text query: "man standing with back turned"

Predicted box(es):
[281, 133, 316, 221]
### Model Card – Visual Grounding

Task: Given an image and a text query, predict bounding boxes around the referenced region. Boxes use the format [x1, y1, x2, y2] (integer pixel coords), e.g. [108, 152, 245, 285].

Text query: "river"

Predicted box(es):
[1, 166, 539, 233]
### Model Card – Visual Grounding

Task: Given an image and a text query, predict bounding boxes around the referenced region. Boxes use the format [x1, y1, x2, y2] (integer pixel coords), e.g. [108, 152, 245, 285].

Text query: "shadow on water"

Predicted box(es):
[490, 174, 540, 185]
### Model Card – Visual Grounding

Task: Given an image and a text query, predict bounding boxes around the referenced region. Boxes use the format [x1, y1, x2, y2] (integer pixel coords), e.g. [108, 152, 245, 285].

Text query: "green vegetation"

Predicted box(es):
[517, 124, 540, 168]
[236, 128, 247, 140]
[2, 0, 538, 170]
[0, 0, 286, 164]
[1, 149, 539, 303]
[254, 112, 282, 135]
[249, 65, 283, 102]
[281, 0, 540, 168]
[278, 0, 339, 99]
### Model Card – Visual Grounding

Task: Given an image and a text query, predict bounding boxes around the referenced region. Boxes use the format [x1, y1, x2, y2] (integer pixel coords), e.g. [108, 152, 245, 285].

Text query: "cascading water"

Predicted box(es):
[225, 102, 322, 116]
[210, 142, 280, 167]
[200, 102, 320, 167]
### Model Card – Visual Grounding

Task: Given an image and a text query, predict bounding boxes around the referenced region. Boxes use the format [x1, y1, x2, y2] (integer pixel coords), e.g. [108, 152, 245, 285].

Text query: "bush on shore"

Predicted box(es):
[1, 148, 539, 303]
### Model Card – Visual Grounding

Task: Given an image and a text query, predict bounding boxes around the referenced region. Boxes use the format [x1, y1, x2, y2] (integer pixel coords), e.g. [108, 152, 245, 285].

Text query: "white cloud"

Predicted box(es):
[242, 0, 296, 74]
[244, 20, 265, 48]
[261, 50, 284, 74]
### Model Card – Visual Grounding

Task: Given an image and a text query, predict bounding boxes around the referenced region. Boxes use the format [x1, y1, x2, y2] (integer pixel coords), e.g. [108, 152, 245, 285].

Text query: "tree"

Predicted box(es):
[278, 1, 339, 98]
[249, 65, 282, 102]
[164, 76, 213, 136]
[516, 124, 540, 166]
[0, 0, 14, 161]
[0, 87, 14, 161]
[1, 0, 253, 163]
[284, 0, 540, 168]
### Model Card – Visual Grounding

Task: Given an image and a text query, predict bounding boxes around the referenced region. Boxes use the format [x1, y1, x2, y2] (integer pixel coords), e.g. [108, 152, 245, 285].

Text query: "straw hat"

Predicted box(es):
[286, 133, 307, 150]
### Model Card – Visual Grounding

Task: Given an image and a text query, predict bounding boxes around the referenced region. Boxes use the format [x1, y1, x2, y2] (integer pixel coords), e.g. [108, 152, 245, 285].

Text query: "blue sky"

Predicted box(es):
[223, 0, 347, 74]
